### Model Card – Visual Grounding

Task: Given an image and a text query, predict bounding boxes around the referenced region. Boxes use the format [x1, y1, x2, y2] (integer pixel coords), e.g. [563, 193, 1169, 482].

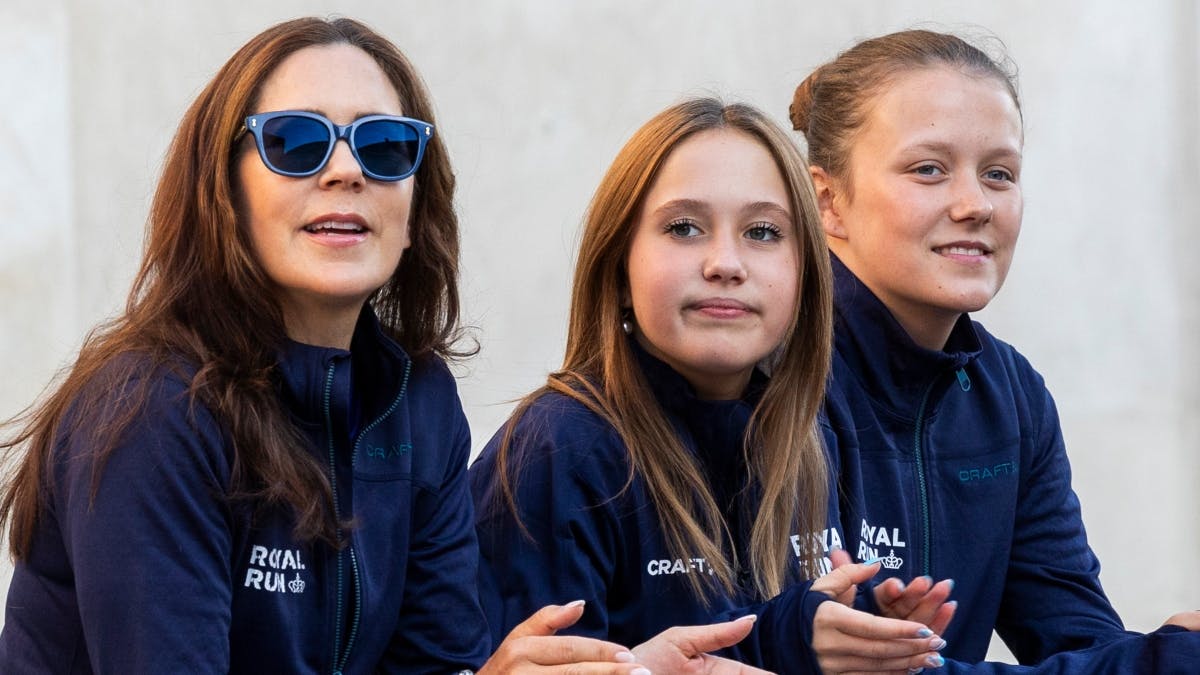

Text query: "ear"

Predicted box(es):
[810, 165, 848, 241]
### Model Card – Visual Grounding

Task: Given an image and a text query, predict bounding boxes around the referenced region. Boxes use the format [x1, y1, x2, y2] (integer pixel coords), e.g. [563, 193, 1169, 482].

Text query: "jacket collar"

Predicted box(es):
[630, 336, 766, 469]
[275, 305, 412, 429]
[831, 254, 982, 414]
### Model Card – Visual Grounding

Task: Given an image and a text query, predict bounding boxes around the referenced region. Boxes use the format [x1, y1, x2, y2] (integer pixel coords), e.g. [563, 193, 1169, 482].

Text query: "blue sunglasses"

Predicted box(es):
[241, 110, 434, 181]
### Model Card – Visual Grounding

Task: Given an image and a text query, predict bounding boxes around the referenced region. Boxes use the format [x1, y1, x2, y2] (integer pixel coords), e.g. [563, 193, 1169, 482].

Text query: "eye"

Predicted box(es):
[912, 163, 945, 177]
[664, 219, 701, 238]
[983, 167, 1016, 183]
[745, 223, 783, 242]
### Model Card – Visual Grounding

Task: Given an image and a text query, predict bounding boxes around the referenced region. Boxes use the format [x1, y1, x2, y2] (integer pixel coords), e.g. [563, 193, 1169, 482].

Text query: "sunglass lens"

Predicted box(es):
[261, 115, 330, 175]
[355, 120, 420, 179]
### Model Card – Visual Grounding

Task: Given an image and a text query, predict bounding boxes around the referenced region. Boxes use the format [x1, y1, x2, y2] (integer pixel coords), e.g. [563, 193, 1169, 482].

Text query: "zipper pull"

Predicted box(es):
[955, 368, 971, 392]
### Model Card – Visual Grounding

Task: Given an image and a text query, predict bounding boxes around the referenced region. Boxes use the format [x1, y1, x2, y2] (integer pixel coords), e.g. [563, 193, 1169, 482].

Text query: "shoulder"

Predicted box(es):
[509, 390, 626, 461]
[400, 353, 469, 428]
[472, 389, 630, 491]
[969, 319, 1050, 397]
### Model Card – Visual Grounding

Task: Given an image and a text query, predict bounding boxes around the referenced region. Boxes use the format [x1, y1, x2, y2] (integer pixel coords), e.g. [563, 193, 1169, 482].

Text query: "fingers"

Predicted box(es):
[505, 601, 588, 640]
[482, 633, 649, 674]
[813, 602, 947, 674]
[896, 579, 954, 626]
[927, 599, 957, 636]
[829, 547, 854, 569]
[651, 615, 758, 655]
[811, 559, 882, 604]
[483, 603, 651, 675]
[694, 653, 775, 674]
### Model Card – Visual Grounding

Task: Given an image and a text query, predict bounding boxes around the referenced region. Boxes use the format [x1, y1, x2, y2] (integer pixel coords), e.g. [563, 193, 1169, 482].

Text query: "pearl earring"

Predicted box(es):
[621, 317, 633, 335]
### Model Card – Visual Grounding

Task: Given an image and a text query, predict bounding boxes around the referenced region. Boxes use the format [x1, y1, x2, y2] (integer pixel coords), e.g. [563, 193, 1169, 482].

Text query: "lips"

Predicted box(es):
[688, 298, 754, 318]
[933, 242, 991, 257]
[303, 213, 369, 234]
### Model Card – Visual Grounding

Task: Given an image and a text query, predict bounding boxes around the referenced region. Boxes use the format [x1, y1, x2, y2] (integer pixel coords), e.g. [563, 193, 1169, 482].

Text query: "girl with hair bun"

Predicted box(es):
[791, 28, 1200, 672]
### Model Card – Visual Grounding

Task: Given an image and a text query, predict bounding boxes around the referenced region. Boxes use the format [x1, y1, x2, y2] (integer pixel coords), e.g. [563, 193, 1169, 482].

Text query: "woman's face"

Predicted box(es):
[236, 44, 413, 344]
[626, 128, 799, 400]
[816, 66, 1024, 350]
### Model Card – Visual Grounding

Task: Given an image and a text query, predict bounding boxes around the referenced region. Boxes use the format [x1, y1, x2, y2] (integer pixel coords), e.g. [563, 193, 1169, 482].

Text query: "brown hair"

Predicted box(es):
[790, 29, 1021, 180]
[495, 98, 832, 602]
[1, 17, 464, 557]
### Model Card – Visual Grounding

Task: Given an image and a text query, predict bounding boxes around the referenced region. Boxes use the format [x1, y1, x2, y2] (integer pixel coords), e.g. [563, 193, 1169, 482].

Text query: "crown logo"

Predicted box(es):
[879, 549, 903, 570]
[288, 573, 306, 594]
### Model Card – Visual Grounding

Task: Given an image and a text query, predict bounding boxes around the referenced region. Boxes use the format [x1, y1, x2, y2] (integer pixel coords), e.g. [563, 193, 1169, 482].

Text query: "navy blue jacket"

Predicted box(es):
[824, 256, 1199, 672]
[471, 345, 831, 674]
[0, 310, 489, 673]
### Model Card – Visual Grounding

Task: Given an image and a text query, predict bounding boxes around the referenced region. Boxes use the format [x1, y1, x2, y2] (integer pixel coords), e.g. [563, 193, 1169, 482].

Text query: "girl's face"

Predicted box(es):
[236, 44, 414, 345]
[815, 66, 1024, 350]
[626, 128, 799, 400]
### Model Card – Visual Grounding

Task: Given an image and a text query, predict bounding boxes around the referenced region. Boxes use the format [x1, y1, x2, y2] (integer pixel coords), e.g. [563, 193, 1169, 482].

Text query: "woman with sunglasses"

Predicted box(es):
[0, 17, 761, 674]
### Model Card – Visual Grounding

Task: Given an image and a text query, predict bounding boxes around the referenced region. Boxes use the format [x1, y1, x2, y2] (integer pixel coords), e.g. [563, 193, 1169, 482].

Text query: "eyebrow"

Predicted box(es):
[902, 140, 1022, 161]
[651, 198, 793, 221]
[290, 107, 400, 119]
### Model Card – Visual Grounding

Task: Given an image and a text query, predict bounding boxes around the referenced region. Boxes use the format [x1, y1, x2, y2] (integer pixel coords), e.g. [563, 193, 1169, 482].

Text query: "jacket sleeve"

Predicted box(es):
[994, 380, 1131, 662]
[56, 374, 235, 673]
[707, 581, 830, 674]
[471, 411, 624, 647]
[378, 382, 491, 672]
[935, 625, 1200, 674]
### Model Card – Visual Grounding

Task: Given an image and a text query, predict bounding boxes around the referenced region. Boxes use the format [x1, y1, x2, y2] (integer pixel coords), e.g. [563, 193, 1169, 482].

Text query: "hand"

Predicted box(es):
[1163, 610, 1200, 631]
[863, 562, 956, 635]
[632, 615, 774, 674]
[823, 549, 956, 639]
[810, 551, 948, 674]
[479, 601, 650, 675]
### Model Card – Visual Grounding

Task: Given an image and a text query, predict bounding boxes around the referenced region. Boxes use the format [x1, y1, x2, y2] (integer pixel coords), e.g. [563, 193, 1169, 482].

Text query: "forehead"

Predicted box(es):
[858, 66, 1023, 150]
[645, 128, 788, 201]
[254, 43, 405, 118]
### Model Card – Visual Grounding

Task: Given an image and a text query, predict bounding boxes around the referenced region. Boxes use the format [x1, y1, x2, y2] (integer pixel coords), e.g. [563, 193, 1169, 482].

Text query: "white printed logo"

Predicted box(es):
[645, 557, 714, 576]
[858, 519, 907, 569]
[243, 545, 307, 594]
[791, 528, 844, 576]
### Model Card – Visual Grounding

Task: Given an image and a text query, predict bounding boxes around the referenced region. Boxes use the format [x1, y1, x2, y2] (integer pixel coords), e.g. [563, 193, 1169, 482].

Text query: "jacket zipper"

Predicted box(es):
[321, 364, 347, 675]
[912, 368, 972, 578]
[912, 380, 936, 577]
[326, 358, 412, 674]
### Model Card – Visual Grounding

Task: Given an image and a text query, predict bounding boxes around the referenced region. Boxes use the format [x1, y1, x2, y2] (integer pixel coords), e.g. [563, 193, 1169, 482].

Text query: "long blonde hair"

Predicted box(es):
[496, 98, 832, 602]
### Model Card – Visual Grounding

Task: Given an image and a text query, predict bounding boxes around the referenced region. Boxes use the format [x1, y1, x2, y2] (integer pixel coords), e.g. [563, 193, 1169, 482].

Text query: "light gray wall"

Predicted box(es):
[2, 0, 1197, 661]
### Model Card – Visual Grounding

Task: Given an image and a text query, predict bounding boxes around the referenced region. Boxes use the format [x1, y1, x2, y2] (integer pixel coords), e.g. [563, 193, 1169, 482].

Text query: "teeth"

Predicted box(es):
[306, 221, 364, 233]
[941, 246, 984, 256]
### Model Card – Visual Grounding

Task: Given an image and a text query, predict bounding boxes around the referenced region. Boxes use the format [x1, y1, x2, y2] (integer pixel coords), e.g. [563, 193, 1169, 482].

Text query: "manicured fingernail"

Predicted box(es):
[916, 628, 934, 638]
[735, 613, 758, 623]
[632, 669, 652, 675]
[908, 669, 924, 674]
[947, 600, 959, 611]
[894, 579, 907, 592]
[931, 638, 947, 651]
[922, 575, 933, 584]
[565, 599, 585, 608]
[926, 654, 945, 668]
[946, 579, 955, 591]
[615, 651, 636, 663]
[862, 556, 883, 566]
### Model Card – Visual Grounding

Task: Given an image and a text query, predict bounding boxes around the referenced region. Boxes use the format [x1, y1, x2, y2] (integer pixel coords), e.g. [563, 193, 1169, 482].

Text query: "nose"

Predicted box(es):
[949, 176, 994, 224]
[318, 139, 365, 190]
[702, 231, 747, 283]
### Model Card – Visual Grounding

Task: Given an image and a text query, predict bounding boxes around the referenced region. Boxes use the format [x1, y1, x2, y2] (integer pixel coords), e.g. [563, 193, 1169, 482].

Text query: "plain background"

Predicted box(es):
[2, 0, 1197, 663]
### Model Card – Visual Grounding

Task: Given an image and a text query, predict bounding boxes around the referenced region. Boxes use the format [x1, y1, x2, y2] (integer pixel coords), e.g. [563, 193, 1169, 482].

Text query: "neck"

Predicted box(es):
[280, 299, 364, 350]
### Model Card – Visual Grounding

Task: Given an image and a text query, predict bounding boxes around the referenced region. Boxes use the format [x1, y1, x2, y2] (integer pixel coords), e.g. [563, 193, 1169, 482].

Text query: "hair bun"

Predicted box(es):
[789, 69, 820, 133]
